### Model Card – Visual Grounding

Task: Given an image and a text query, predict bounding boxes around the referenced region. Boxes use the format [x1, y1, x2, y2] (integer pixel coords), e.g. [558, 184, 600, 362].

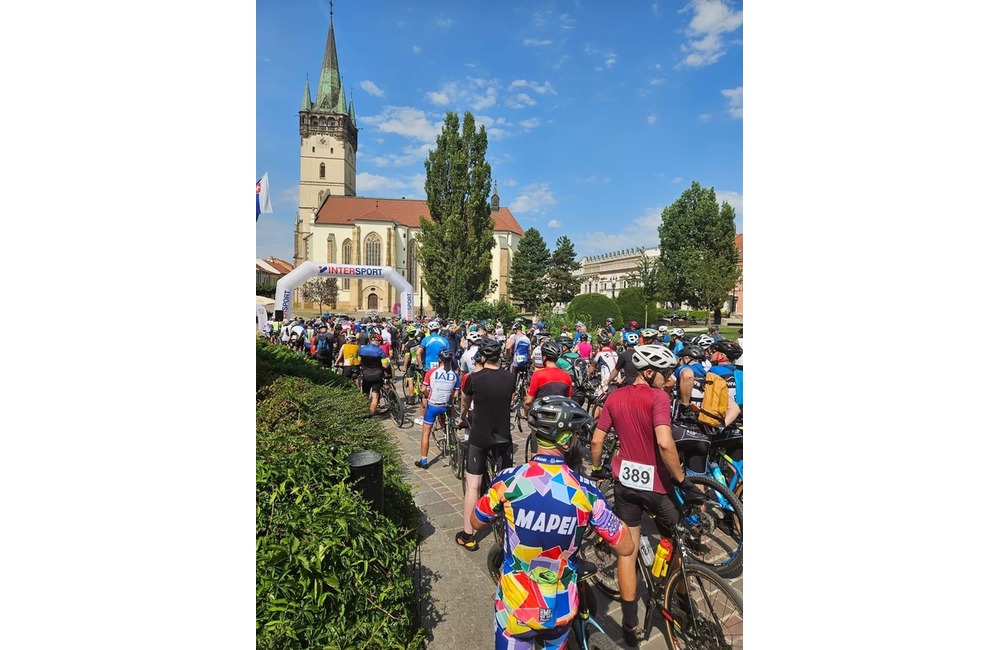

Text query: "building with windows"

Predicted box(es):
[289, 11, 524, 315]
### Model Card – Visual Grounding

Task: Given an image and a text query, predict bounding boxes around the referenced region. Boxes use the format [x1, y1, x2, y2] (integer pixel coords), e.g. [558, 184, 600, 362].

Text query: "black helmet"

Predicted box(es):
[578, 333, 588, 342]
[677, 346, 706, 361]
[541, 341, 562, 361]
[527, 395, 593, 451]
[557, 336, 574, 351]
[710, 340, 743, 361]
[597, 333, 611, 345]
[478, 337, 502, 360]
[438, 349, 454, 364]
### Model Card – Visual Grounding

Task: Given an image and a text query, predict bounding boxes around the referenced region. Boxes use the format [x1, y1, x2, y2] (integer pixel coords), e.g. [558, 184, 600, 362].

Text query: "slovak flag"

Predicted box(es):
[256, 172, 273, 221]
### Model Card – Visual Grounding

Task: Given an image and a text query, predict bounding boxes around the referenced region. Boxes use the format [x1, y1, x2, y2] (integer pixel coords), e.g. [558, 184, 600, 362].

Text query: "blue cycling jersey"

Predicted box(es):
[419, 334, 450, 370]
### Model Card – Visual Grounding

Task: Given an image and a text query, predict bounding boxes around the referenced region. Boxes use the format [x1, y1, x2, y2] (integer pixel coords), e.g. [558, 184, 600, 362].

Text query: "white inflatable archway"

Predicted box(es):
[273, 263, 414, 321]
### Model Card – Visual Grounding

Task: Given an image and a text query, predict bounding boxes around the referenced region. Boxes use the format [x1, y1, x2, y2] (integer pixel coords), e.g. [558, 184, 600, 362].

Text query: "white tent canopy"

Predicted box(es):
[256, 295, 276, 308]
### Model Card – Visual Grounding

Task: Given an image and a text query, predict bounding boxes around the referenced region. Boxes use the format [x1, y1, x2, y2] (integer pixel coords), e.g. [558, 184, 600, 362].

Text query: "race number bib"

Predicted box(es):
[514, 353, 528, 364]
[618, 459, 655, 491]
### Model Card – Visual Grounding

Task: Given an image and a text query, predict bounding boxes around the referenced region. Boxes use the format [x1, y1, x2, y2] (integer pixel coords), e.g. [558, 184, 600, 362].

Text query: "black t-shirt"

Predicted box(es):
[614, 349, 638, 384]
[463, 367, 516, 448]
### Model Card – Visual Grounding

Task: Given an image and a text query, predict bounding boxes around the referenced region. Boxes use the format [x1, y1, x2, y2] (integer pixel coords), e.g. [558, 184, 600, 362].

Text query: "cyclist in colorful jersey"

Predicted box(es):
[587, 345, 704, 647]
[530, 330, 550, 369]
[414, 349, 461, 470]
[471, 396, 634, 650]
[400, 327, 422, 404]
[417, 321, 450, 372]
[592, 334, 619, 419]
[358, 336, 391, 416]
[553, 336, 578, 373]
[573, 332, 592, 360]
[335, 333, 361, 379]
[456, 337, 515, 552]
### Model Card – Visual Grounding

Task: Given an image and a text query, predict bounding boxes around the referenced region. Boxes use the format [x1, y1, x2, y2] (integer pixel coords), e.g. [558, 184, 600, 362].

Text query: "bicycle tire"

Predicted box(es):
[679, 476, 743, 579]
[448, 417, 461, 478]
[584, 631, 620, 650]
[663, 564, 743, 650]
[487, 543, 503, 584]
[387, 388, 405, 427]
[453, 439, 466, 481]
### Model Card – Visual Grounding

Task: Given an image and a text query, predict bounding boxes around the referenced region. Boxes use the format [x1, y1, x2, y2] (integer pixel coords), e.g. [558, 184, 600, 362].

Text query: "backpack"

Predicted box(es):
[570, 356, 592, 392]
[315, 334, 331, 355]
[697, 370, 730, 427]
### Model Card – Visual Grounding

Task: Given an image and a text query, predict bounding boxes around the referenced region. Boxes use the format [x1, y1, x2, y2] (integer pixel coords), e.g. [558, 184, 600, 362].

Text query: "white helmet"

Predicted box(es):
[467, 331, 482, 344]
[668, 328, 685, 338]
[692, 334, 714, 349]
[658, 325, 670, 333]
[428, 320, 441, 331]
[632, 344, 678, 372]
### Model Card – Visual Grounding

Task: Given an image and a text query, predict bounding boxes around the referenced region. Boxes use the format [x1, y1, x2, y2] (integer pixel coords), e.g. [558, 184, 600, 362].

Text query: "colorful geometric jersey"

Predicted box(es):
[474, 454, 625, 635]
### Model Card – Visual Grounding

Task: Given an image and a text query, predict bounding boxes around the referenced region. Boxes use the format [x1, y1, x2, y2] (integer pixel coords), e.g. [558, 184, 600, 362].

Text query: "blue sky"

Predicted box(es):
[256, 0, 742, 261]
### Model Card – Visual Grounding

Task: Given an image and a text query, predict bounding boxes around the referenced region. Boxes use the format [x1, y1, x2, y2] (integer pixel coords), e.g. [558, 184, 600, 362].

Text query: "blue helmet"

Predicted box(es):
[623, 331, 640, 346]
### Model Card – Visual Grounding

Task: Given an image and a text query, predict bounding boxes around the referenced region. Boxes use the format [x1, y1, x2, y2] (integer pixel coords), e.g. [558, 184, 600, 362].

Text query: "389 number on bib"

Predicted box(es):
[618, 459, 654, 491]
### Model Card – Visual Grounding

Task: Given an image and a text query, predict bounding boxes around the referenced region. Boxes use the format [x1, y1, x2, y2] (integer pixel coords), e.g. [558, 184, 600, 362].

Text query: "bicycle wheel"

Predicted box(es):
[453, 438, 466, 481]
[664, 564, 743, 649]
[387, 387, 405, 427]
[514, 404, 524, 434]
[585, 631, 620, 650]
[678, 476, 743, 579]
[576, 481, 622, 599]
[487, 542, 503, 584]
[448, 417, 461, 478]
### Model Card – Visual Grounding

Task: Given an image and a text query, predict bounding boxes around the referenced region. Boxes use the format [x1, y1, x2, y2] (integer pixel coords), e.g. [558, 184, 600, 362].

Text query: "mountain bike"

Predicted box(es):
[430, 404, 457, 465]
[578, 508, 743, 649]
[708, 443, 742, 503]
[403, 364, 423, 405]
[380, 379, 405, 427]
[467, 441, 509, 552]
[451, 417, 468, 481]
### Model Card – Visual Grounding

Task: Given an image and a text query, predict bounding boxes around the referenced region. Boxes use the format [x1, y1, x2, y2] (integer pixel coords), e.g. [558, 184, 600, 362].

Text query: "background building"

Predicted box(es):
[288, 13, 523, 315]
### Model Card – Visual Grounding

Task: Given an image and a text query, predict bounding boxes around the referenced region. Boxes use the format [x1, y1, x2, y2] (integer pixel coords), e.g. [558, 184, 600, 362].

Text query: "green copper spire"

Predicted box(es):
[300, 75, 312, 112]
[313, 10, 346, 115]
[348, 90, 356, 125]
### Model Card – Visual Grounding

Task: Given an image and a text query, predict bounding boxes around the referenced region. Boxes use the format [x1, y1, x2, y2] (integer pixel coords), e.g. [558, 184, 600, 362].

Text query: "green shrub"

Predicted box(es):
[614, 287, 659, 328]
[257, 342, 424, 649]
[566, 293, 621, 332]
[457, 298, 517, 325]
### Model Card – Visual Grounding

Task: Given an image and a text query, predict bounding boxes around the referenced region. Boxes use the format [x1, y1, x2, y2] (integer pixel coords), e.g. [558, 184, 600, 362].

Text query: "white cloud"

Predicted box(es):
[678, 0, 743, 68]
[360, 80, 384, 97]
[470, 85, 498, 110]
[508, 79, 557, 95]
[506, 92, 536, 109]
[584, 44, 618, 71]
[437, 17, 453, 28]
[672, 176, 683, 184]
[412, 45, 421, 54]
[368, 143, 432, 168]
[523, 38, 553, 46]
[548, 219, 562, 228]
[578, 207, 664, 255]
[426, 81, 458, 106]
[651, 2, 660, 15]
[698, 113, 712, 122]
[647, 114, 657, 125]
[721, 85, 742, 119]
[519, 117, 541, 129]
[478, 115, 514, 140]
[359, 106, 442, 142]
[559, 14, 576, 30]
[649, 78, 665, 85]
[510, 183, 557, 214]
[357, 172, 426, 197]
[716, 190, 742, 216]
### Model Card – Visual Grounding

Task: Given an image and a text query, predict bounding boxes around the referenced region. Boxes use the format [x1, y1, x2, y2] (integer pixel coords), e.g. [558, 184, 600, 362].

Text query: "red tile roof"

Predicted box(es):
[265, 257, 294, 274]
[315, 196, 525, 236]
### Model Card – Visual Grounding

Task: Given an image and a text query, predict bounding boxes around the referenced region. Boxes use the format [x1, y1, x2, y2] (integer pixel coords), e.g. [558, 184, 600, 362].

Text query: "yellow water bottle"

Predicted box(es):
[651, 538, 674, 578]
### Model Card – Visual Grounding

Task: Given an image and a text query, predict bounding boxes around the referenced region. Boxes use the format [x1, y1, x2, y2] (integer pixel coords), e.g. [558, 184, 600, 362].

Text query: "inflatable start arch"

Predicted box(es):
[273, 263, 414, 321]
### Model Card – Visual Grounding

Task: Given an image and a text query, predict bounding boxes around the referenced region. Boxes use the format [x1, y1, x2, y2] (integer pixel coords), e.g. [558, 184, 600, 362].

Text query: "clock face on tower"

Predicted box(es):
[319, 137, 328, 145]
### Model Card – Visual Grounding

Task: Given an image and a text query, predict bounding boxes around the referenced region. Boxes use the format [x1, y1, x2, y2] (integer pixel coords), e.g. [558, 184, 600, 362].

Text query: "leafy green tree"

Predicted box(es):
[567, 293, 621, 332]
[256, 283, 277, 298]
[546, 235, 582, 305]
[615, 286, 659, 328]
[625, 247, 669, 306]
[300, 277, 340, 313]
[508, 227, 550, 313]
[416, 111, 495, 318]
[658, 181, 741, 324]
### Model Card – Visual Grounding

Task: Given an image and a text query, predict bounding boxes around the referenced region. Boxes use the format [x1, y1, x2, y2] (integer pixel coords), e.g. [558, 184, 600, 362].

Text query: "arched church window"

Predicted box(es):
[342, 239, 352, 289]
[364, 232, 382, 266]
[319, 163, 326, 179]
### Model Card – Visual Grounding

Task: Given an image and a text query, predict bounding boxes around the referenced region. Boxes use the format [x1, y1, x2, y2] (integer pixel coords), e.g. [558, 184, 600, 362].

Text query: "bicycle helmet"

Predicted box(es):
[438, 349, 454, 364]
[406, 325, 417, 335]
[622, 331, 640, 346]
[632, 344, 678, 372]
[541, 341, 562, 361]
[478, 337, 503, 360]
[578, 333, 588, 342]
[527, 395, 594, 451]
[658, 325, 669, 333]
[710, 340, 743, 361]
[640, 328, 659, 340]
[629, 320, 638, 329]
[557, 336, 574, 351]
[678, 346, 706, 361]
[598, 333, 611, 346]
[692, 334, 714, 349]
[668, 328, 685, 338]
[428, 320, 441, 331]
[466, 331, 482, 344]
[606, 317, 614, 323]
[346, 334, 357, 342]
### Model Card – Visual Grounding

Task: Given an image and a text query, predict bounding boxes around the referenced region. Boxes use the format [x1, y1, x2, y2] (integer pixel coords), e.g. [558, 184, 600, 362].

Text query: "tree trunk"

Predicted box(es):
[713, 307, 722, 325]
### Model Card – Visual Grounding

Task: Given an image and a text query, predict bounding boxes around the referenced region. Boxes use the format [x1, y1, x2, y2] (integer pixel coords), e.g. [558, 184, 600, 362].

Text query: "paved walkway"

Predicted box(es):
[382, 371, 742, 649]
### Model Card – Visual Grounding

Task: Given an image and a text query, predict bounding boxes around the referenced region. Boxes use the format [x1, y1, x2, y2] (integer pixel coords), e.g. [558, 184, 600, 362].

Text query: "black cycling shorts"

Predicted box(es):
[361, 376, 384, 395]
[467, 441, 513, 476]
[672, 420, 712, 444]
[612, 482, 680, 536]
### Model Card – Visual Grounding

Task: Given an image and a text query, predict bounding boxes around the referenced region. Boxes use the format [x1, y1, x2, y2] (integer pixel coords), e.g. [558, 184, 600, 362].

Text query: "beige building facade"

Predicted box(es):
[290, 14, 523, 316]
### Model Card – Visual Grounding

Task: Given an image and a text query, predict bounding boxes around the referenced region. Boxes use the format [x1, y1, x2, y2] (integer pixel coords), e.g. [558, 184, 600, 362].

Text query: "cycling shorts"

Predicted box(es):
[612, 482, 680, 535]
[423, 402, 450, 426]
[466, 441, 513, 476]
[672, 419, 712, 444]
[361, 377, 384, 395]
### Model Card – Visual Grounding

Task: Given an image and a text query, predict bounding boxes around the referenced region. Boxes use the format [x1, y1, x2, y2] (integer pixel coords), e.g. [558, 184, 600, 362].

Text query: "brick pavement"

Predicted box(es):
[380, 373, 741, 649]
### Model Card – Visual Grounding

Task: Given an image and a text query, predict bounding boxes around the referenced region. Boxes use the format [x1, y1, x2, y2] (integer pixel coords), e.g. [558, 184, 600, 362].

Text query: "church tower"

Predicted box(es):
[294, 4, 358, 267]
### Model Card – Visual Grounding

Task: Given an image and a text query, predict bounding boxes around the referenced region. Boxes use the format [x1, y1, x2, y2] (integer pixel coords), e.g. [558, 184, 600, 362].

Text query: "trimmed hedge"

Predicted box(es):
[256, 340, 425, 649]
[566, 293, 621, 332]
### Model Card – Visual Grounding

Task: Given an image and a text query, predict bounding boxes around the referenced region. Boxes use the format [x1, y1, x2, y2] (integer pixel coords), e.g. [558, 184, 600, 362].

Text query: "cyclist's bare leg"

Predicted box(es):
[369, 387, 379, 415]
[462, 472, 483, 536]
[618, 524, 643, 630]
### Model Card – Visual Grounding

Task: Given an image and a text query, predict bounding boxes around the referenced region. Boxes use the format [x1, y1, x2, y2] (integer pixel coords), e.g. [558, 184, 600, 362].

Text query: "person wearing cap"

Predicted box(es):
[605, 317, 616, 336]
[709, 325, 724, 343]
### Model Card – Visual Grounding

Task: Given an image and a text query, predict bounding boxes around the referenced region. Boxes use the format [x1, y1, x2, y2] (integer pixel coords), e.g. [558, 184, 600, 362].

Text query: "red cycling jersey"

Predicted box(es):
[595, 383, 673, 494]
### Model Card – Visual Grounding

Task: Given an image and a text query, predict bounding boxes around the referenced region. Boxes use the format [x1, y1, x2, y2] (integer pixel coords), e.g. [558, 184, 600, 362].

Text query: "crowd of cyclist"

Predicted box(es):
[259, 312, 743, 649]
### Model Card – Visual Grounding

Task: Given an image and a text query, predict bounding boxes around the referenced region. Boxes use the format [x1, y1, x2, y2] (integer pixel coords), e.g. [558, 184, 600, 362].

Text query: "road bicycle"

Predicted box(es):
[403, 364, 423, 405]
[451, 417, 468, 481]
[467, 441, 510, 554]
[429, 403, 461, 468]
[578, 507, 743, 649]
[379, 379, 406, 427]
[485, 554, 622, 650]
[584, 433, 743, 580]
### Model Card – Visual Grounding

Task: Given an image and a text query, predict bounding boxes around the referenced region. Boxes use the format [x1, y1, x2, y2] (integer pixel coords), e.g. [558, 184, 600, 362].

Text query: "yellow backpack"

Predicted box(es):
[697, 371, 729, 428]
